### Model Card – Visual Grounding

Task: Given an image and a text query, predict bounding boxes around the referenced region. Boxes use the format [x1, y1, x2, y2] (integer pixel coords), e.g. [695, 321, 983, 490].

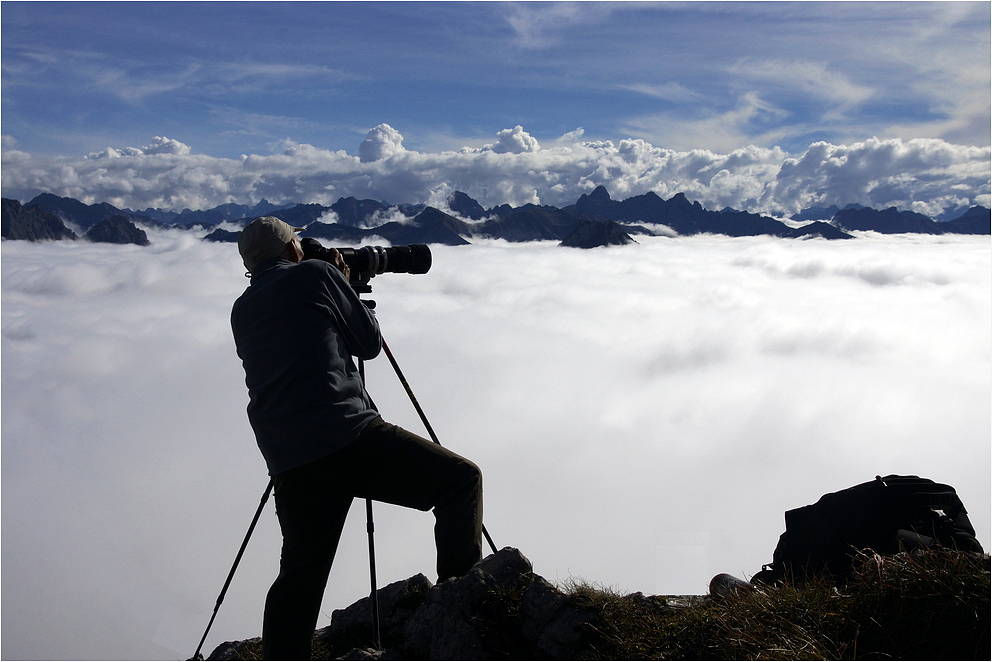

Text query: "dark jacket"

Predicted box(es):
[232, 258, 382, 475]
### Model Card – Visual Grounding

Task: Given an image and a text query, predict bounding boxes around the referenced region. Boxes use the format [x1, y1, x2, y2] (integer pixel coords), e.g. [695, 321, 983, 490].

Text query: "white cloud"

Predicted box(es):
[623, 92, 795, 154]
[502, 1, 616, 49]
[142, 136, 192, 155]
[359, 123, 408, 163]
[85, 136, 192, 160]
[486, 125, 540, 154]
[2, 231, 988, 659]
[730, 59, 874, 112]
[2, 129, 988, 218]
[856, 3, 991, 147]
[7, 45, 361, 107]
[620, 81, 704, 103]
[554, 128, 586, 145]
[772, 137, 992, 214]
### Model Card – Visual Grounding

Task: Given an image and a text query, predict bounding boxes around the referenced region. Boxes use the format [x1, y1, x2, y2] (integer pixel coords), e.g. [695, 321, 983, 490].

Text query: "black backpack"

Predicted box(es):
[754, 474, 984, 585]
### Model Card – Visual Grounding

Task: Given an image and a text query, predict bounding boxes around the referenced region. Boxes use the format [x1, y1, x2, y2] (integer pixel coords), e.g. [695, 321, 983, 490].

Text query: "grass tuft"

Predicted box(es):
[581, 548, 990, 660]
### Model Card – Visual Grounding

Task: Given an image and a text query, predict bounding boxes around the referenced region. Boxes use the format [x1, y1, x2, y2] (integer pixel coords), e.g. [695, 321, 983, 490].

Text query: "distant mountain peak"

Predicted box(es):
[84, 215, 150, 245]
[560, 219, 635, 248]
[589, 185, 612, 201]
[2, 197, 79, 240]
[447, 191, 487, 220]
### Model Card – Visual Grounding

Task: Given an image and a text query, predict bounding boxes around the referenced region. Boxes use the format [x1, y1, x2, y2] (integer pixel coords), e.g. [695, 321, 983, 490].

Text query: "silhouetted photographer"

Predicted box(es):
[231, 217, 483, 660]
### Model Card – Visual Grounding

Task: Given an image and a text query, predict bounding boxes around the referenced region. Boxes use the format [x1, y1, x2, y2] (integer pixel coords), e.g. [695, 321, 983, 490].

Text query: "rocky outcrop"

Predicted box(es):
[25, 192, 159, 230]
[205, 547, 700, 661]
[560, 219, 636, 248]
[203, 228, 241, 243]
[447, 191, 488, 221]
[786, 221, 853, 240]
[476, 204, 587, 242]
[1, 197, 78, 241]
[84, 215, 150, 245]
[833, 206, 942, 234]
[303, 207, 472, 247]
[943, 205, 991, 234]
[569, 186, 798, 238]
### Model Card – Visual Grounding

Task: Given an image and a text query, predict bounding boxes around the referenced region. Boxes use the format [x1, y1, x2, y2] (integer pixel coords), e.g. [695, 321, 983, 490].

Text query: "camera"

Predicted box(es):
[301, 237, 432, 291]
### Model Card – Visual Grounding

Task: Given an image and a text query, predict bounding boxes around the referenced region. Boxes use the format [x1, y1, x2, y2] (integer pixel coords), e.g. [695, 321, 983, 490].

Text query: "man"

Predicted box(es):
[232, 217, 483, 660]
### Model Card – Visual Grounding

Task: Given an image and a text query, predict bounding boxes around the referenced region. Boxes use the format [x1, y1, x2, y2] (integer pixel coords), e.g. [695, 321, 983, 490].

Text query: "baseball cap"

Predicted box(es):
[238, 216, 305, 272]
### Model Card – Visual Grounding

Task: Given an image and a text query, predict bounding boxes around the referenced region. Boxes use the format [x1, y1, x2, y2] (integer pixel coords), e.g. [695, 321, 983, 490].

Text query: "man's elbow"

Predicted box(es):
[359, 336, 382, 360]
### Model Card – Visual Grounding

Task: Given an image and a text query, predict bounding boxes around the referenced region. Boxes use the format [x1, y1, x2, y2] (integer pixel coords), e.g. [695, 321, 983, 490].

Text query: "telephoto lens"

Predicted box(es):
[338, 244, 432, 277]
[300, 238, 431, 289]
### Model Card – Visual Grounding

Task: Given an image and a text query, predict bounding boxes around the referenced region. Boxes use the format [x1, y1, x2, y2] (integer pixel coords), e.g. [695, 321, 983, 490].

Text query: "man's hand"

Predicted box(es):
[327, 248, 351, 282]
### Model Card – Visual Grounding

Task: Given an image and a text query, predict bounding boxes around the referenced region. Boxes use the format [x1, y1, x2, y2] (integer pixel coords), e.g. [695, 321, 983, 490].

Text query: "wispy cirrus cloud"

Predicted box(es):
[501, 1, 619, 49]
[729, 58, 874, 116]
[621, 92, 794, 155]
[2, 44, 360, 105]
[618, 82, 705, 103]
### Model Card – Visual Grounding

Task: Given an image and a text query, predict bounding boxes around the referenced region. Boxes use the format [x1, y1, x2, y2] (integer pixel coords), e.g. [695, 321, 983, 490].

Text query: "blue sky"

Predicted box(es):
[3, 1, 989, 157]
[1, 2, 989, 214]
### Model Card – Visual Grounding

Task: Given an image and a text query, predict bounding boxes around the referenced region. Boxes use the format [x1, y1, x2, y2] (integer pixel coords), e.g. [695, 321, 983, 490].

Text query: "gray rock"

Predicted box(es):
[519, 576, 596, 659]
[474, 547, 533, 588]
[207, 636, 261, 660]
[319, 573, 433, 648]
[401, 566, 496, 659]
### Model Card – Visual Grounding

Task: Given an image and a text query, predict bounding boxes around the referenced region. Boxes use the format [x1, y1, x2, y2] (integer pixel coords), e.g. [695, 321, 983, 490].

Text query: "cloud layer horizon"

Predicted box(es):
[3, 126, 989, 221]
[2, 229, 989, 660]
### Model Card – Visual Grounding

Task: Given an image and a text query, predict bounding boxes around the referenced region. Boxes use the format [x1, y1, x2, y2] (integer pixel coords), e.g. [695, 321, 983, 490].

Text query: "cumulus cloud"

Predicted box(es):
[773, 137, 992, 217]
[85, 136, 193, 160]
[1, 127, 988, 218]
[142, 136, 193, 155]
[2, 231, 988, 659]
[359, 123, 407, 163]
[486, 125, 541, 154]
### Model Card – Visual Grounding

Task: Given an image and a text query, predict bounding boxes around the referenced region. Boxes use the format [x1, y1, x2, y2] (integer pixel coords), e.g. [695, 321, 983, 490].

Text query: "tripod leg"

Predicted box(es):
[191, 480, 273, 660]
[358, 355, 382, 649]
[366, 498, 381, 649]
[381, 340, 498, 556]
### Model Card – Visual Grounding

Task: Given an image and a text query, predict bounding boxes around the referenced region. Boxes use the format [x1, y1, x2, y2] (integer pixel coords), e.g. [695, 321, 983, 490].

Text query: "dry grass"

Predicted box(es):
[582, 548, 990, 660]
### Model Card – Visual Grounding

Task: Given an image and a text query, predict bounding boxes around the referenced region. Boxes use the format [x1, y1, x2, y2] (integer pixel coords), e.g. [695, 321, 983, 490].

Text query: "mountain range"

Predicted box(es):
[2, 188, 989, 247]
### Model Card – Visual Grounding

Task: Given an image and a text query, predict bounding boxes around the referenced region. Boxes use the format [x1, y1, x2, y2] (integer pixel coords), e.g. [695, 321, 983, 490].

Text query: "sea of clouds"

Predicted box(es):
[2, 229, 990, 660]
[2, 126, 990, 221]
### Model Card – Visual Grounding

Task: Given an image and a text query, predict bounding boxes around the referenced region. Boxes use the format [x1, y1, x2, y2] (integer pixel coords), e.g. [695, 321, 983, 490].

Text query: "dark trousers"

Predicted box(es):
[261, 417, 483, 660]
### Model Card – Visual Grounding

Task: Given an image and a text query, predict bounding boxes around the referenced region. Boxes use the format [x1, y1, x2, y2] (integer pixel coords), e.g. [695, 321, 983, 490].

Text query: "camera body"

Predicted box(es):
[301, 238, 432, 292]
